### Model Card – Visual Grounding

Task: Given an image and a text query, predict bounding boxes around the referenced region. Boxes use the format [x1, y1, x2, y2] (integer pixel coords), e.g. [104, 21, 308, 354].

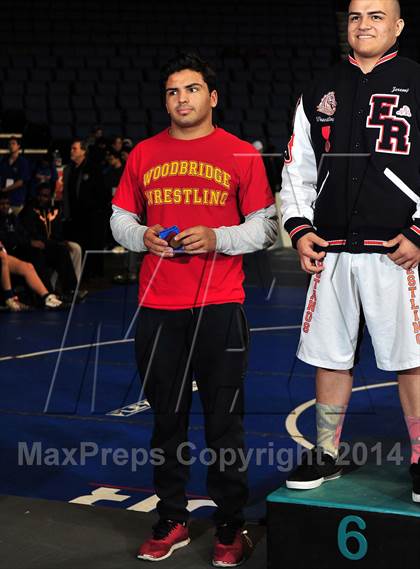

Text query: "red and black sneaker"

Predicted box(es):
[137, 519, 190, 562]
[212, 524, 252, 567]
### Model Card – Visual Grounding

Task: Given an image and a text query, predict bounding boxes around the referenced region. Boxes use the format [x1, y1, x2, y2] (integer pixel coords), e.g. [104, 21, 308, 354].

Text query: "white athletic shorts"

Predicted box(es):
[297, 253, 420, 371]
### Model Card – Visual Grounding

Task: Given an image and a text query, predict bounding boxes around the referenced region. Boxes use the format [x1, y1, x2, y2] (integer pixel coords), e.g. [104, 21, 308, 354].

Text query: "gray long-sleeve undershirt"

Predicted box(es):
[110, 204, 278, 256]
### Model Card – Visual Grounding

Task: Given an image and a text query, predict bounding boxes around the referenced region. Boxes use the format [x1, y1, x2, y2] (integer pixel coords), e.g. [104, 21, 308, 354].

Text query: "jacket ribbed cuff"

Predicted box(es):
[284, 217, 314, 248]
[401, 223, 420, 249]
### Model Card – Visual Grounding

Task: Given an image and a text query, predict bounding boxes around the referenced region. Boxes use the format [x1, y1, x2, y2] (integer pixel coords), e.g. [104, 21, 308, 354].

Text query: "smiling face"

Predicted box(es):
[348, 0, 404, 61]
[165, 69, 217, 133]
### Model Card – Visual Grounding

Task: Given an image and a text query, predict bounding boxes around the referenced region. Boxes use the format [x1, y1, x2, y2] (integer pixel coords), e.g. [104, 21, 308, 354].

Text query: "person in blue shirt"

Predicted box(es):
[0, 137, 30, 213]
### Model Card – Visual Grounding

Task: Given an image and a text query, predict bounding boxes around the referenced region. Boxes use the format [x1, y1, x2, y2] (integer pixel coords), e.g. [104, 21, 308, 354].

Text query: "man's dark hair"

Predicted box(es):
[161, 52, 217, 94]
[8, 136, 21, 146]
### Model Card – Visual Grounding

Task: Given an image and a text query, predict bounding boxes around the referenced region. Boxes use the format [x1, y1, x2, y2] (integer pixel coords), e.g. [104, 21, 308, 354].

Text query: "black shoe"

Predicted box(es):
[286, 448, 342, 490]
[410, 458, 420, 503]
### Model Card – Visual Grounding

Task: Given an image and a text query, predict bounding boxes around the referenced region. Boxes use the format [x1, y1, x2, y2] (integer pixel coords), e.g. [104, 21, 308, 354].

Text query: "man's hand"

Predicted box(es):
[174, 226, 216, 254]
[384, 234, 420, 269]
[296, 232, 329, 274]
[31, 240, 45, 250]
[143, 224, 174, 257]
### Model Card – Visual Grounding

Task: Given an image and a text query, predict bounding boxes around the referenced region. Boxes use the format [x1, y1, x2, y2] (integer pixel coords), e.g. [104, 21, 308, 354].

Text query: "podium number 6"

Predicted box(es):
[337, 515, 368, 560]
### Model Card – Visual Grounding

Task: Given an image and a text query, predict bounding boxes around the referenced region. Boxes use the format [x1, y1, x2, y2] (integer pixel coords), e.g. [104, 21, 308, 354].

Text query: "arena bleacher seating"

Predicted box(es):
[0, 0, 347, 153]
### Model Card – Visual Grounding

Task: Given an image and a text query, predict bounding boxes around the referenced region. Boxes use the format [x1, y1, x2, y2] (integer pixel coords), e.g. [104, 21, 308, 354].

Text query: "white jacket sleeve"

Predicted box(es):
[280, 96, 318, 245]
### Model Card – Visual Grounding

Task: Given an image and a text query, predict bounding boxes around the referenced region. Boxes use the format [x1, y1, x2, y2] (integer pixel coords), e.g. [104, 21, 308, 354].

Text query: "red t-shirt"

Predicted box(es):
[113, 127, 274, 309]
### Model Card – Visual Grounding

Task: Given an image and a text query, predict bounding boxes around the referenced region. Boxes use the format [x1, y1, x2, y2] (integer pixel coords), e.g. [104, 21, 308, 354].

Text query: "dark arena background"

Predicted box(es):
[0, 1, 419, 568]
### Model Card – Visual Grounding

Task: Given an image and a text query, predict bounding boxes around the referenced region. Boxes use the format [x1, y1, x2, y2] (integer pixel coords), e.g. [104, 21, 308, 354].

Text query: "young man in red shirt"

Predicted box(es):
[111, 53, 277, 566]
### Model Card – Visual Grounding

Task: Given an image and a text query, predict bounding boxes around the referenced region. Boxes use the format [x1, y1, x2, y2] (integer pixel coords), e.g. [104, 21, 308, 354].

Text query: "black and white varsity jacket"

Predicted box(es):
[280, 46, 420, 253]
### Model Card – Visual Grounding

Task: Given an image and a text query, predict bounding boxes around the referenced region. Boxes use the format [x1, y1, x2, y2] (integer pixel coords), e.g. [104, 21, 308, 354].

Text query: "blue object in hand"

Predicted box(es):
[159, 225, 180, 241]
[159, 225, 184, 251]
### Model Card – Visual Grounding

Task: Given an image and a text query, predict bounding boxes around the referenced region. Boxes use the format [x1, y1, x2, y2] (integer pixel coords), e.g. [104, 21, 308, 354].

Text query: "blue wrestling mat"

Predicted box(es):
[0, 275, 409, 522]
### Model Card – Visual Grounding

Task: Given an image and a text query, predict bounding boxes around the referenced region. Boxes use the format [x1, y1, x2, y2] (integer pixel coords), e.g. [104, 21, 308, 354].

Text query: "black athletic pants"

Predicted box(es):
[29, 240, 77, 293]
[135, 303, 250, 525]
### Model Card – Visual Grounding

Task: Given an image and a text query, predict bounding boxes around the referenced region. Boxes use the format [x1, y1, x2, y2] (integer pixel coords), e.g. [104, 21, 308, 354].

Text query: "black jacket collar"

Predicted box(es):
[348, 43, 398, 72]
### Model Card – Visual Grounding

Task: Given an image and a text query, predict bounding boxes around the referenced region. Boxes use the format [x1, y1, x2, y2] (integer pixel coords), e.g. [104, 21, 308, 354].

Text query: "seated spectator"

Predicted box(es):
[0, 137, 30, 214]
[18, 186, 84, 301]
[31, 183, 82, 280]
[0, 194, 73, 300]
[0, 241, 62, 310]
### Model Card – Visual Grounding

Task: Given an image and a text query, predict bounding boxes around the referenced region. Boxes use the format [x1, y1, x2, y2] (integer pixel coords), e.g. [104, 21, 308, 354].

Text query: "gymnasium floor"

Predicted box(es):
[0, 249, 411, 568]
